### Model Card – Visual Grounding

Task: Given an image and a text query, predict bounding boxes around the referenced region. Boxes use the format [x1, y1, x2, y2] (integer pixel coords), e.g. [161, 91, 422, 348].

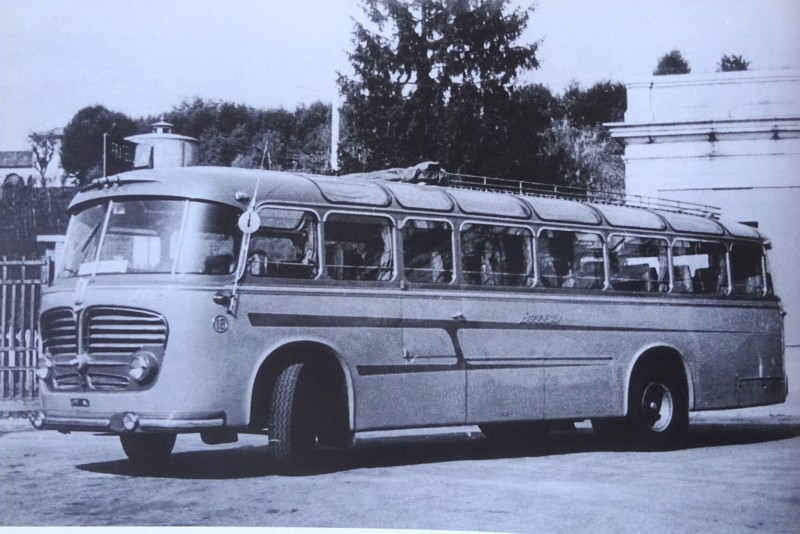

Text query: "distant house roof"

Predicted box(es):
[0, 151, 32, 168]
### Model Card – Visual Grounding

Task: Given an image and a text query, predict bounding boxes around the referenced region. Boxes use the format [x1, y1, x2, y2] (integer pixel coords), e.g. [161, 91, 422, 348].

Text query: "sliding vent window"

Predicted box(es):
[247, 208, 318, 279]
[608, 236, 669, 292]
[325, 214, 394, 281]
[730, 243, 765, 296]
[671, 240, 728, 294]
[538, 230, 604, 290]
[402, 220, 453, 284]
[461, 224, 533, 287]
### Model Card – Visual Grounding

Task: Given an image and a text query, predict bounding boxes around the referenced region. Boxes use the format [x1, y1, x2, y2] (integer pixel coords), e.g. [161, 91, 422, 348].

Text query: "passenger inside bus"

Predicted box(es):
[247, 209, 318, 279]
[325, 215, 393, 282]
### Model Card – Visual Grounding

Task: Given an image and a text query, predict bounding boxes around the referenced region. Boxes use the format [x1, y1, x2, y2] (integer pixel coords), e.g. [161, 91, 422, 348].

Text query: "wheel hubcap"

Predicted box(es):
[641, 381, 674, 432]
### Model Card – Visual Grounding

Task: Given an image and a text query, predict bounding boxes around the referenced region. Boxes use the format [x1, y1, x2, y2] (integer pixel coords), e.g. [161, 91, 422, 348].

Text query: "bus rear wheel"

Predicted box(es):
[268, 362, 319, 474]
[120, 433, 176, 465]
[626, 362, 688, 450]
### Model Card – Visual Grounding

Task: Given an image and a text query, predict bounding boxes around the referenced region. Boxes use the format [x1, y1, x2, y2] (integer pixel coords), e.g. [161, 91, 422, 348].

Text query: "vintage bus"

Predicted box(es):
[32, 165, 787, 472]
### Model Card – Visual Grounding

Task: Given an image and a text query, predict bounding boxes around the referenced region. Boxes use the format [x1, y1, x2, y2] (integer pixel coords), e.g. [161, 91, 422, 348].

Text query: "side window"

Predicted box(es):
[461, 224, 533, 287]
[325, 214, 394, 282]
[537, 230, 604, 290]
[672, 240, 727, 294]
[402, 220, 453, 284]
[730, 242, 765, 296]
[608, 236, 669, 292]
[247, 208, 318, 279]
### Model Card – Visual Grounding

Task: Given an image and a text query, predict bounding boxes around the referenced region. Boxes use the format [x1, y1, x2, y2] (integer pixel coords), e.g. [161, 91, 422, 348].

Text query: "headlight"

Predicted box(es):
[128, 351, 159, 384]
[35, 356, 53, 380]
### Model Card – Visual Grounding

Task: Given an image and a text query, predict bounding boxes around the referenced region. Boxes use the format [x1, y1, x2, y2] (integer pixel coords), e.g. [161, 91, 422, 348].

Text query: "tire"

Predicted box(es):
[479, 422, 550, 448]
[120, 433, 176, 465]
[625, 362, 688, 450]
[268, 363, 319, 473]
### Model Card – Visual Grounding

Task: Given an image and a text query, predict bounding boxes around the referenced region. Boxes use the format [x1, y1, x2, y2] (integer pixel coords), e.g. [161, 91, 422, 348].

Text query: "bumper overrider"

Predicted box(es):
[31, 409, 226, 433]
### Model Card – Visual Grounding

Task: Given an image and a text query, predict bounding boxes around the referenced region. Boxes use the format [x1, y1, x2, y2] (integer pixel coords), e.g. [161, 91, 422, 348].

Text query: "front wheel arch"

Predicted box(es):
[248, 341, 352, 443]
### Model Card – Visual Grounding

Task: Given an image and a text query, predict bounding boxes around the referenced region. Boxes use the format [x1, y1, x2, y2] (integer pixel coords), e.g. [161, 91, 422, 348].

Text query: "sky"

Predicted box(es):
[1, 0, 798, 149]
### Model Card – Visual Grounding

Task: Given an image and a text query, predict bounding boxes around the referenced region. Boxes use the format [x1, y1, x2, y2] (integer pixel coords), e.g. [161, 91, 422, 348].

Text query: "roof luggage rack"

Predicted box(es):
[446, 172, 722, 219]
[340, 162, 722, 219]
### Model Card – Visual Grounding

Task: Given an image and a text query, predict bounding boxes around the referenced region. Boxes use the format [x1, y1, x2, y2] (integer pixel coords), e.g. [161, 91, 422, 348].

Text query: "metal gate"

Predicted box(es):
[1, 257, 47, 400]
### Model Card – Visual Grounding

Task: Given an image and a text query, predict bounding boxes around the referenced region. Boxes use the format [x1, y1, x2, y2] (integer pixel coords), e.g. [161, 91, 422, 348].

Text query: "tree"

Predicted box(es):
[653, 49, 691, 75]
[338, 0, 540, 173]
[718, 54, 750, 72]
[560, 81, 626, 128]
[539, 119, 624, 193]
[60, 106, 139, 183]
[159, 98, 331, 173]
[28, 129, 60, 186]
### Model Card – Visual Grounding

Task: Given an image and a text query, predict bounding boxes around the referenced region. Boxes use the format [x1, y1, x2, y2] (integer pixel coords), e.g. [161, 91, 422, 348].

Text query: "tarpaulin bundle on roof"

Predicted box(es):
[340, 161, 448, 185]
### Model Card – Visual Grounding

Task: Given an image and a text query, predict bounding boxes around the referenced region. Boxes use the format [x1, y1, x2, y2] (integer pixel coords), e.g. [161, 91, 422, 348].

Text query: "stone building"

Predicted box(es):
[607, 70, 800, 345]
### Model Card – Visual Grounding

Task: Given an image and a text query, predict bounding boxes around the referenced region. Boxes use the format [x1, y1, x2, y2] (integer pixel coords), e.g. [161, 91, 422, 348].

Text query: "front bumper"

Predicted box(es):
[31, 409, 226, 433]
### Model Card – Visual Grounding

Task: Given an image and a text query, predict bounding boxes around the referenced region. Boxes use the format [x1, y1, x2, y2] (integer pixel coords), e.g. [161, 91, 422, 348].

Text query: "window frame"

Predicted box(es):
[457, 220, 536, 289]
[322, 210, 398, 284]
[729, 240, 767, 298]
[534, 226, 608, 291]
[242, 204, 323, 282]
[399, 216, 457, 286]
[669, 237, 729, 296]
[606, 233, 671, 294]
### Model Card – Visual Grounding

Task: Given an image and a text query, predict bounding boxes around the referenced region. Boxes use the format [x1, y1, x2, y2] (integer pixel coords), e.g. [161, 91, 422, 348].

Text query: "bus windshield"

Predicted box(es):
[59, 199, 241, 278]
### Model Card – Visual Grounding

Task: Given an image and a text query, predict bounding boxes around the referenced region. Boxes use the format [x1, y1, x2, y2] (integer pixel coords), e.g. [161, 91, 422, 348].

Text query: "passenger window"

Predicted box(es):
[672, 240, 727, 294]
[461, 224, 533, 287]
[730, 243, 765, 296]
[325, 214, 394, 281]
[247, 208, 318, 279]
[402, 220, 453, 284]
[537, 230, 604, 290]
[608, 236, 669, 292]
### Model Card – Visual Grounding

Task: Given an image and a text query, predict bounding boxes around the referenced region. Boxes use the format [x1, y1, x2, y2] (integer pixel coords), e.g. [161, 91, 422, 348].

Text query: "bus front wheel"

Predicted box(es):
[120, 433, 176, 465]
[626, 362, 688, 450]
[268, 362, 319, 473]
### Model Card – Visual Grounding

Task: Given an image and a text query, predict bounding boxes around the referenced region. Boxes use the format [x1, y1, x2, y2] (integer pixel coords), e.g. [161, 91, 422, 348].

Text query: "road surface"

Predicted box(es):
[1, 414, 798, 532]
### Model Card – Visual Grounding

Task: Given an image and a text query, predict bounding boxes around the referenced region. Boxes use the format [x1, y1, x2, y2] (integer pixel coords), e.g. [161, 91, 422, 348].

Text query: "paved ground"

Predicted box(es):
[1, 349, 798, 532]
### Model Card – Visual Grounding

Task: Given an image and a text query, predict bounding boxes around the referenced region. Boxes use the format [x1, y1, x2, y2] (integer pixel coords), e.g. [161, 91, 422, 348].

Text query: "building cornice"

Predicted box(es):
[607, 116, 800, 143]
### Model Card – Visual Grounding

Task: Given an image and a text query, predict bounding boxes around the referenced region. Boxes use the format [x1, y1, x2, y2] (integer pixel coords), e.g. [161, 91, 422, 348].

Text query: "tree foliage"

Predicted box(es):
[60, 105, 138, 183]
[653, 49, 691, 75]
[718, 54, 750, 72]
[160, 99, 331, 172]
[338, 0, 540, 173]
[539, 119, 624, 193]
[28, 129, 60, 186]
[560, 81, 626, 127]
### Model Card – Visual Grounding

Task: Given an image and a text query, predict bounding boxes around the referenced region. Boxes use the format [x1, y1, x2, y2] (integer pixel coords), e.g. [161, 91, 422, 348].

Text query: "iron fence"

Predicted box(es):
[1, 257, 47, 400]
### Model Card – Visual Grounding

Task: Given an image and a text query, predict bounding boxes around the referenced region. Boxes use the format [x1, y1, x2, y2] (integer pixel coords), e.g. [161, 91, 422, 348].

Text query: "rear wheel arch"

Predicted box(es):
[624, 345, 693, 415]
[248, 341, 353, 438]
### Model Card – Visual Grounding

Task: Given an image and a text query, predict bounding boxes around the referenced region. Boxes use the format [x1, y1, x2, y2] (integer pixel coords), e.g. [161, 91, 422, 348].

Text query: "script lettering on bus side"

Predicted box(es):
[520, 312, 562, 326]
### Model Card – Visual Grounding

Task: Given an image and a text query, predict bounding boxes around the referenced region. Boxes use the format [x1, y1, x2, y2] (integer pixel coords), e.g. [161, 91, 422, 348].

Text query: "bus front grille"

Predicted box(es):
[40, 306, 168, 392]
[86, 307, 168, 358]
[40, 308, 78, 358]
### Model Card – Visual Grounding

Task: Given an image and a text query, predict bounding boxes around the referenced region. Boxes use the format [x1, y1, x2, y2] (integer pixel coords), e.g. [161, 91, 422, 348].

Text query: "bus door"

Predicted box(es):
[385, 218, 466, 428]
[458, 224, 546, 424]
[398, 294, 466, 427]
